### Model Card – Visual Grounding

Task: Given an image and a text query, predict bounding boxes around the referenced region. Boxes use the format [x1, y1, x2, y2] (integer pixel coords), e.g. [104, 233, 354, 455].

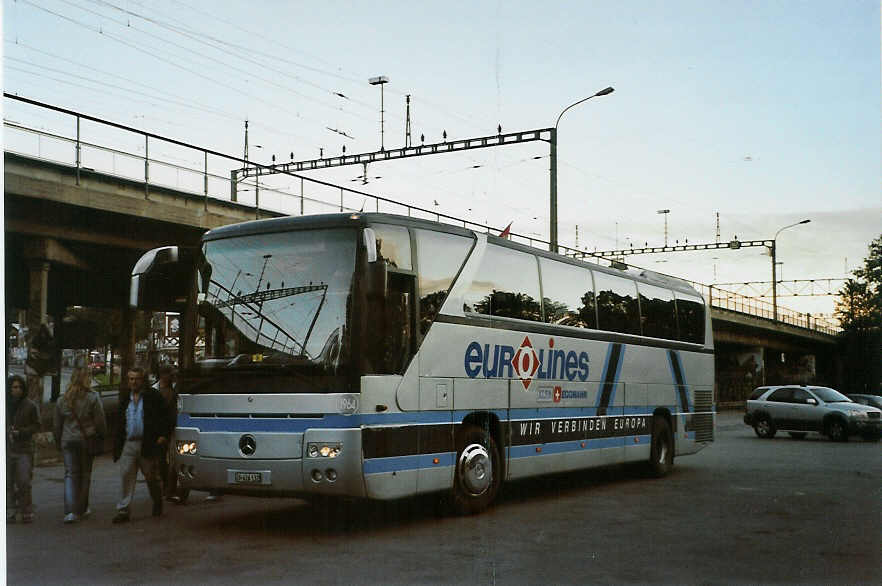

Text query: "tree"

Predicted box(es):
[835, 234, 882, 394]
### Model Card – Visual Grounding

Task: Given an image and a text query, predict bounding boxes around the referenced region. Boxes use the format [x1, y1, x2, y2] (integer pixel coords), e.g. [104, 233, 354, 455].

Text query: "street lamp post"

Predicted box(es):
[549, 86, 614, 253]
[771, 219, 810, 321]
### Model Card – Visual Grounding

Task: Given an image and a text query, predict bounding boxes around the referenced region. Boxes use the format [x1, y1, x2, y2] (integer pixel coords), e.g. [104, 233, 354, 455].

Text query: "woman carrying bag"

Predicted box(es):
[54, 367, 107, 523]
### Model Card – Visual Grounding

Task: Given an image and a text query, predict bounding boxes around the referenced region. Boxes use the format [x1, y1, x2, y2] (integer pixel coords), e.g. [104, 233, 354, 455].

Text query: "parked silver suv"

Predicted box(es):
[744, 385, 882, 441]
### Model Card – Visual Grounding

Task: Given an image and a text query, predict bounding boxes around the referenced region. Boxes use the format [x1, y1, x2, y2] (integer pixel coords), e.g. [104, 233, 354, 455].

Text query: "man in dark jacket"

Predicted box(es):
[112, 366, 171, 523]
[6, 375, 40, 523]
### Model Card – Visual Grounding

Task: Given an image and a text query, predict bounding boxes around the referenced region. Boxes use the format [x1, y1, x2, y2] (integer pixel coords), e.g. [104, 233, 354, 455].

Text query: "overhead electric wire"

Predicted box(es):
[170, 0, 493, 133]
[50, 0, 365, 124]
[169, 0, 360, 83]
[80, 0, 377, 113]
[5, 39, 313, 144]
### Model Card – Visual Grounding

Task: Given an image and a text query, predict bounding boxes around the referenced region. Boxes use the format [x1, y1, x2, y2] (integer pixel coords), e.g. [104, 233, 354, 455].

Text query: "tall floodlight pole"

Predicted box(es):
[369, 76, 389, 151]
[657, 209, 671, 246]
[771, 219, 810, 321]
[549, 86, 614, 252]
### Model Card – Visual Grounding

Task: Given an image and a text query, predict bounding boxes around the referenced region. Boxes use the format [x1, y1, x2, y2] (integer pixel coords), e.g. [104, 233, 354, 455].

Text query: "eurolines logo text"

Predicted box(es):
[464, 336, 589, 389]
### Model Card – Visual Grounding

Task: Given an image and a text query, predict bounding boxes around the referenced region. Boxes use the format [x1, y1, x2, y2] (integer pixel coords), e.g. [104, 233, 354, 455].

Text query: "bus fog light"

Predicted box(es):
[176, 441, 198, 455]
[326, 469, 337, 482]
[307, 443, 342, 458]
[311, 469, 323, 482]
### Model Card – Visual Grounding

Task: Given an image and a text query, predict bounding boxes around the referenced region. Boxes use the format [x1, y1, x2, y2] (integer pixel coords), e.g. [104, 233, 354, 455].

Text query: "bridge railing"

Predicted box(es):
[4, 93, 841, 337]
[688, 282, 839, 335]
[3, 93, 513, 235]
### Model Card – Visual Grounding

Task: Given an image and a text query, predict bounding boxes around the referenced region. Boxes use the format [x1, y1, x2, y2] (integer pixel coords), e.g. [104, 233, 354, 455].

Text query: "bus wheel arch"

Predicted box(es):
[452, 413, 503, 514]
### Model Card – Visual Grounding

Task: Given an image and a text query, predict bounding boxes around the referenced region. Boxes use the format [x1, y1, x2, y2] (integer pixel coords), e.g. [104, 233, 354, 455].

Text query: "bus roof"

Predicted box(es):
[203, 213, 702, 299]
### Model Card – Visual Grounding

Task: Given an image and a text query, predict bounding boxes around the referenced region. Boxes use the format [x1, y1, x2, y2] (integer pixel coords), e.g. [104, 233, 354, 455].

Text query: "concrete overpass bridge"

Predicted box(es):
[3, 95, 841, 405]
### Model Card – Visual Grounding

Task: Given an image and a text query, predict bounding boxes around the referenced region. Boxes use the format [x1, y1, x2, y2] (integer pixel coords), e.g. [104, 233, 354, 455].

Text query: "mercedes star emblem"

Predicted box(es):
[239, 434, 257, 456]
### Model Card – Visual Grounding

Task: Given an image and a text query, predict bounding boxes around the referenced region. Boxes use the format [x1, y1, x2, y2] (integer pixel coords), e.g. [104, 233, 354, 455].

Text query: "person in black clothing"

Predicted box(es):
[112, 366, 172, 523]
[6, 375, 40, 523]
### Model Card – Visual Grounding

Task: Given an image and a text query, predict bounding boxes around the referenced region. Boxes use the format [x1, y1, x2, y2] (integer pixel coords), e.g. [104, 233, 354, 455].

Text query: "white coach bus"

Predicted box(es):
[131, 212, 714, 514]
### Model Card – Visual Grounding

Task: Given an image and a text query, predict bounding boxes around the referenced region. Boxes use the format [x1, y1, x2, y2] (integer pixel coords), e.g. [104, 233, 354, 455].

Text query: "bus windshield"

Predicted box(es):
[182, 228, 357, 394]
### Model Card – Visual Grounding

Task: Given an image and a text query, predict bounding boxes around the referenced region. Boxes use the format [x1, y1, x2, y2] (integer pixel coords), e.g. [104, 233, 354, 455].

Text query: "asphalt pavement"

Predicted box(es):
[6, 408, 879, 585]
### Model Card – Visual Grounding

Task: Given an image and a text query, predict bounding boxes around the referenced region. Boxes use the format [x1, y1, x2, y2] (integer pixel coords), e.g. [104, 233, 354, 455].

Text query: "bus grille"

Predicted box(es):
[692, 389, 714, 443]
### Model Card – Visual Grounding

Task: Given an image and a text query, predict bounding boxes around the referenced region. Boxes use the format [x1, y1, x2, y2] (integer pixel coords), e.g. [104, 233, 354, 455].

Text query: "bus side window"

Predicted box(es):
[675, 293, 705, 343]
[539, 258, 597, 329]
[462, 244, 541, 322]
[370, 224, 412, 270]
[594, 271, 641, 335]
[638, 283, 677, 340]
[414, 230, 474, 336]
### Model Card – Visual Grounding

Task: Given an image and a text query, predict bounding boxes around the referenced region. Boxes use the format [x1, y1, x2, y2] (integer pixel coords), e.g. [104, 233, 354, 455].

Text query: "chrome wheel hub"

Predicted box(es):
[459, 443, 491, 495]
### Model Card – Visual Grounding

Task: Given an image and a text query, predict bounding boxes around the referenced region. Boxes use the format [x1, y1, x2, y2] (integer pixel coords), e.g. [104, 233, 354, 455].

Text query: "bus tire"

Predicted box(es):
[452, 423, 501, 515]
[647, 416, 674, 478]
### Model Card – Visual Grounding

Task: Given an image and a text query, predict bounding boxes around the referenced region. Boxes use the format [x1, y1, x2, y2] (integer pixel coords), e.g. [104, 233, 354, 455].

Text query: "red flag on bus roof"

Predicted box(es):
[499, 222, 512, 239]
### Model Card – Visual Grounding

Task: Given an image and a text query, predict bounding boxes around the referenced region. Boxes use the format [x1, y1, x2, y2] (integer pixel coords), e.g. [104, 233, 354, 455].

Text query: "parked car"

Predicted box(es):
[744, 385, 882, 441]
[848, 394, 882, 410]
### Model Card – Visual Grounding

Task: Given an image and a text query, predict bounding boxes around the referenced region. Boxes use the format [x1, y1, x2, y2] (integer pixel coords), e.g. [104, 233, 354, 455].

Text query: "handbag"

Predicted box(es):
[71, 398, 103, 457]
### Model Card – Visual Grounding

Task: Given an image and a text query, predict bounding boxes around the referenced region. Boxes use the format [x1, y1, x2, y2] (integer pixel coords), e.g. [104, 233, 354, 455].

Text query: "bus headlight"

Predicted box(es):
[176, 441, 198, 455]
[307, 442, 341, 459]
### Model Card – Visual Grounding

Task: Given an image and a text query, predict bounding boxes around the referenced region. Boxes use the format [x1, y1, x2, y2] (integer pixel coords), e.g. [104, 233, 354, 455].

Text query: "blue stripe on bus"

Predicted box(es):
[179, 409, 509, 432]
[363, 452, 455, 474]
[666, 350, 692, 412]
[179, 407, 660, 432]
[363, 434, 656, 475]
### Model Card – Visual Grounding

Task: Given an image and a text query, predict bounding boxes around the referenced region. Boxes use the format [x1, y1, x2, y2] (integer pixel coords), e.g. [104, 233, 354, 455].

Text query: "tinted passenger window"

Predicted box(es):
[415, 229, 474, 335]
[749, 388, 768, 400]
[594, 271, 641, 335]
[463, 244, 541, 321]
[539, 258, 596, 329]
[675, 292, 705, 343]
[792, 389, 813, 404]
[370, 224, 412, 270]
[638, 283, 677, 340]
[768, 388, 794, 402]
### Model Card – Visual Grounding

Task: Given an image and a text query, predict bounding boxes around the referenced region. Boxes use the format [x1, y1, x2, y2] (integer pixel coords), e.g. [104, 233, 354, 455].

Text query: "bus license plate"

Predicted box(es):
[235, 472, 263, 484]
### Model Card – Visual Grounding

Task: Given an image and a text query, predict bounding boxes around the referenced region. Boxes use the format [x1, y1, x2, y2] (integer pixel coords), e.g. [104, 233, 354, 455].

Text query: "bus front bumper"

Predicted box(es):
[174, 427, 366, 498]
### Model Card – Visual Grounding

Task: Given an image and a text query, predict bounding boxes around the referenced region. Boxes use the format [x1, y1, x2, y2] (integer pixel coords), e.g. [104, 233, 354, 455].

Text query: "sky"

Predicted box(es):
[2, 0, 880, 321]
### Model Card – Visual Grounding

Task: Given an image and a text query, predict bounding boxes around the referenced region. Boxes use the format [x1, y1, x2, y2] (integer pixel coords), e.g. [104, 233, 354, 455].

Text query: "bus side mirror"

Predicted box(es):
[130, 246, 195, 311]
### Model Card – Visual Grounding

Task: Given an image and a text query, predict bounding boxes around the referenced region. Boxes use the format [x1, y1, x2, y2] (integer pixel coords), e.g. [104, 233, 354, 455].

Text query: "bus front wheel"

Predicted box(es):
[452, 424, 501, 515]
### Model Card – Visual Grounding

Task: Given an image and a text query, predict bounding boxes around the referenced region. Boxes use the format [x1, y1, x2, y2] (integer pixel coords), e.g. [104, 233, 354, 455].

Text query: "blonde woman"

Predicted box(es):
[54, 367, 107, 523]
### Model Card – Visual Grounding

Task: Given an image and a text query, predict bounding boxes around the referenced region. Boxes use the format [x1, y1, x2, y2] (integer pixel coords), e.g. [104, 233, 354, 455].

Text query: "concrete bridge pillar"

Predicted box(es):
[25, 260, 51, 404]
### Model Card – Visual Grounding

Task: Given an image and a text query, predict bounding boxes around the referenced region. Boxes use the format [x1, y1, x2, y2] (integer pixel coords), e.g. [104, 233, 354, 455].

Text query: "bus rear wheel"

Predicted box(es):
[452, 423, 501, 515]
[647, 417, 673, 478]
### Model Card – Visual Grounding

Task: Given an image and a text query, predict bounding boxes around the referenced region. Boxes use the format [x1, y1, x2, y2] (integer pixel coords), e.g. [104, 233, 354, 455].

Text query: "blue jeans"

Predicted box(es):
[6, 450, 33, 516]
[62, 440, 94, 516]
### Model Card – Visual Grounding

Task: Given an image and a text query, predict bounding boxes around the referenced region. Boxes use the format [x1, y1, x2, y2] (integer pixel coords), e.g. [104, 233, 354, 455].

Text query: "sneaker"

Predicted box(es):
[82, 508, 92, 519]
[21, 514, 34, 524]
[112, 511, 130, 524]
[166, 495, 181, 503]
[63, 513, 79, 524]
[6, 513, 17, 524]
[152, 501, 163, 517]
